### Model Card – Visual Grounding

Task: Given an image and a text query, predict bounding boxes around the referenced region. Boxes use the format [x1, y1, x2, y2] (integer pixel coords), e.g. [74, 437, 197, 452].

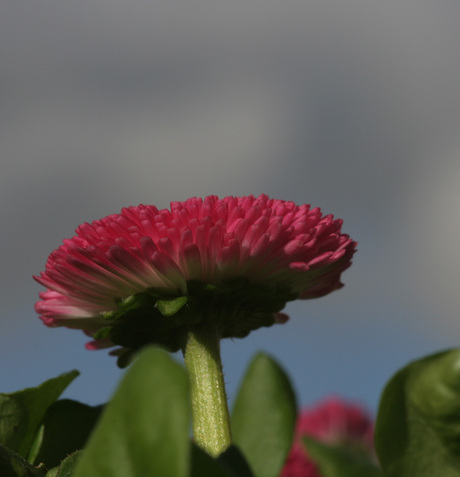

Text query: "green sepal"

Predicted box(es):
[0, 443, 45, 477]
[93, 278, 298, 362]
[156, 296, 188, 316]
[232, 352, 297, 477]
[102, 292, 159, 321]
[98, 290, 199, 356]
[92, 326, 112, 340]
[302, 436, 383, 477]
[116, 349, 138, 369]
[184, 278, 298, 339]
[101, 310, 120, 321]
[0, 371, 79, 460]
[375, 348, 460, 477]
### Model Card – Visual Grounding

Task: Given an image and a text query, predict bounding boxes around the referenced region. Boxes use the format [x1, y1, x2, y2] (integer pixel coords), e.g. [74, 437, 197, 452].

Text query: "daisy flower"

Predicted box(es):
[35, 194, 356, 360]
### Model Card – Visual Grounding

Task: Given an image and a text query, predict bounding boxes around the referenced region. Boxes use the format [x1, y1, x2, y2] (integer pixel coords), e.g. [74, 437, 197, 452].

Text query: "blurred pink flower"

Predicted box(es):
[34, 195, 356, 355]
[281, 397, 374, 477]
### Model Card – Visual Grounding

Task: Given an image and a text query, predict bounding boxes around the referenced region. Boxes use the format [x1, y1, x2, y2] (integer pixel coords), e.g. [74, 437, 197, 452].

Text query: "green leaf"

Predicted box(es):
[46, 451, 82, 477]
[72, 346, 190, 477]
[0, 443, 44, 477]
[156, 296, 188, 316]
[30, 400, 103, 468]
[0, 371, 79, 459]
[0, 397, 27, 454]
[231, 352, 297, 477]
[302, 436, 383, 477]
[375, 349, 460, 477]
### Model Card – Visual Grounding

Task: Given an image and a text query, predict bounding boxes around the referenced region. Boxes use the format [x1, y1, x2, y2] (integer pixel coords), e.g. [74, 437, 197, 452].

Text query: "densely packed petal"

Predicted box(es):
[281, 397, 375, 477]
[34, 195, 356, 356]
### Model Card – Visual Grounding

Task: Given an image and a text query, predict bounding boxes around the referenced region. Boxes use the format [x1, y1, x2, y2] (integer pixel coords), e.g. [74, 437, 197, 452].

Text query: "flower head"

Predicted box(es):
[281, 397, 375, 477]
[34, 195, 356, 361]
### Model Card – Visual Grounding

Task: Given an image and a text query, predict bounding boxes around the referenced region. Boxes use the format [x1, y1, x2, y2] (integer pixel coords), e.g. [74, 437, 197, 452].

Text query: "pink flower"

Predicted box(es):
[281, 397, 374, 477]
[34, 195, 356, 358]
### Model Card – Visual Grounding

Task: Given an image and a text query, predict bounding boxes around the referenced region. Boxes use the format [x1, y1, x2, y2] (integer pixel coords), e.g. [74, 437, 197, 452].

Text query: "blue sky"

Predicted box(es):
[2, 0, 460, 417]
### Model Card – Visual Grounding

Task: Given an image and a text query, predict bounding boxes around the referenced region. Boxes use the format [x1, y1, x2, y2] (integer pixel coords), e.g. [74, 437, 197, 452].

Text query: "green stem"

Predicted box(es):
[182, 326, 232, 456]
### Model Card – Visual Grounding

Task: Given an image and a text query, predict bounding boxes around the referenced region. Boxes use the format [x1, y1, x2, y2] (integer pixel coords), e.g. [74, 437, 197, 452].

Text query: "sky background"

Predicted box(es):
[2, 1, 460, 417]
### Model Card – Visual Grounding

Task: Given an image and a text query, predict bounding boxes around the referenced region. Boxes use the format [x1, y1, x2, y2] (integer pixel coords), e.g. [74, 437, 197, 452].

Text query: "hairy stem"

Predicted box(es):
[182, 327, 232, 456]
